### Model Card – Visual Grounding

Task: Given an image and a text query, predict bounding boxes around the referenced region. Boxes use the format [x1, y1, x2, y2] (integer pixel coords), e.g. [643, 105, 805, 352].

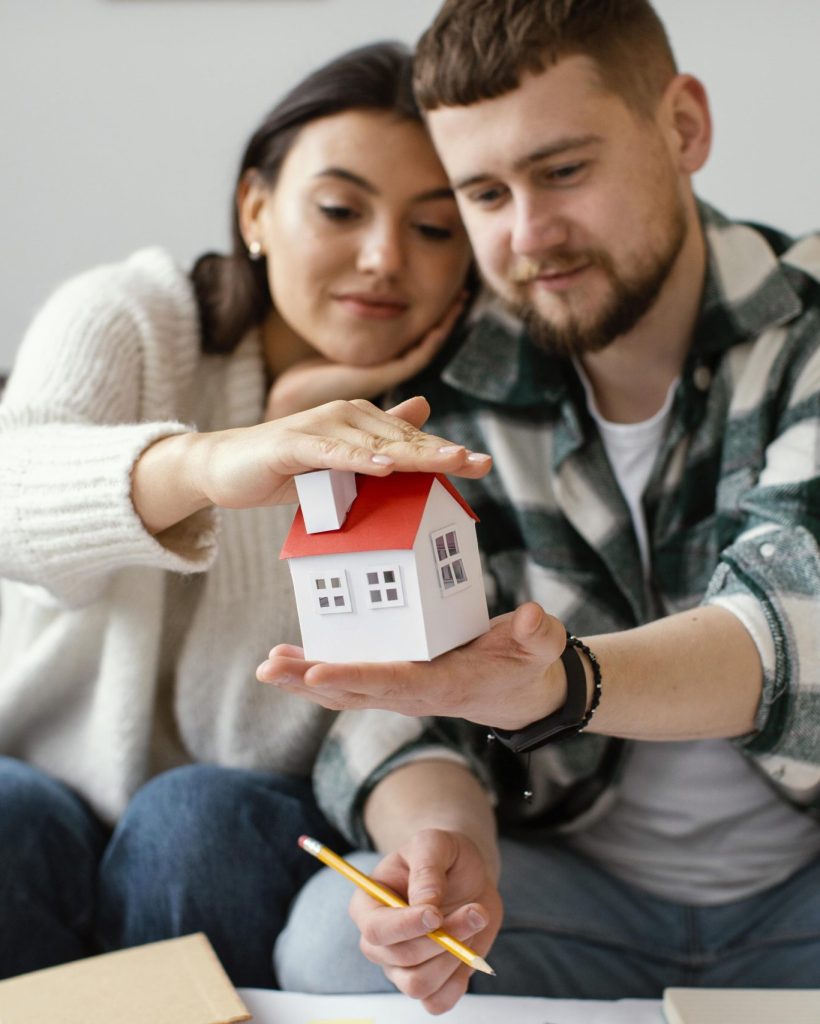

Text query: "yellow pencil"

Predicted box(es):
[298, 835, 495, 976]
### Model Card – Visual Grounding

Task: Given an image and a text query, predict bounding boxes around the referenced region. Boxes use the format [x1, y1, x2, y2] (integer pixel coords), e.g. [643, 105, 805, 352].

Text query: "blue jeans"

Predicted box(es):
[0, 756, 345, 986]
[274, 836, 820, 998]
[0, 756, 107, 979]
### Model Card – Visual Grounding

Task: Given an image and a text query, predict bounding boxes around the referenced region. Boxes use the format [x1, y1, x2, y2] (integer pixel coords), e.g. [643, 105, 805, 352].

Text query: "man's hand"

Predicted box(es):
[349, 829, 502, 1015]
[257, 601, 568, 730]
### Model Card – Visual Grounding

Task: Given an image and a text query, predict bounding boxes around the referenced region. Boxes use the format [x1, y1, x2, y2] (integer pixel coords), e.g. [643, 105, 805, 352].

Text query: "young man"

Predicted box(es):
[265, 0, 820, 1012]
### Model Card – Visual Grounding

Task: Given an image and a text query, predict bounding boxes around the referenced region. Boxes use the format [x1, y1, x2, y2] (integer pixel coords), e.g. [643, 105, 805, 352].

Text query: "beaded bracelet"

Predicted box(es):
[569, 634, 602, 732]
[491, 631, 603, 753]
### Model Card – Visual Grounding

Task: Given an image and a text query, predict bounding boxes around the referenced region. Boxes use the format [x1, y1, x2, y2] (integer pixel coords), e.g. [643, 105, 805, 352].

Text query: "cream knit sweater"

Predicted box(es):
[0, 249, 343, 824]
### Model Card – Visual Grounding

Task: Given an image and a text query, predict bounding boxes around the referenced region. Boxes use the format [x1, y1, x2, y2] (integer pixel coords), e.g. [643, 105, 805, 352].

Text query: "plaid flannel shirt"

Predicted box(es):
[313, 202, 820, 845]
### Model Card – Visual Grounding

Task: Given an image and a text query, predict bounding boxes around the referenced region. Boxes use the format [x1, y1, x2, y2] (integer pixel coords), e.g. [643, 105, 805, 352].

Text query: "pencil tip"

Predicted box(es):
[472, 955, 495, 976]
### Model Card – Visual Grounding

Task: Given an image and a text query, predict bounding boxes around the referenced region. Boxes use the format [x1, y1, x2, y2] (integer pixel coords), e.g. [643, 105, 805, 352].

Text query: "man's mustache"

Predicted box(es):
[509, 250, 607, 284]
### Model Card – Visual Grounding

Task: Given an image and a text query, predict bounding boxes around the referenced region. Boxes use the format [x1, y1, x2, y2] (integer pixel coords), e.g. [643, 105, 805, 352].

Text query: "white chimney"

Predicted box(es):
[294, 470, 358, 534]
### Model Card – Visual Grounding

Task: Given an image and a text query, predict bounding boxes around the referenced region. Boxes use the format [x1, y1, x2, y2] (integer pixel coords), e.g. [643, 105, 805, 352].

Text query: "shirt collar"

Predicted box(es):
[692, 201, 802, 357]
[441, 293, 571, 406]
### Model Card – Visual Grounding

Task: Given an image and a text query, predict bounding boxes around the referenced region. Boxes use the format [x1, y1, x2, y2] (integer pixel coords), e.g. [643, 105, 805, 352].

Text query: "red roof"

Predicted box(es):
[280, 472, 478, 559]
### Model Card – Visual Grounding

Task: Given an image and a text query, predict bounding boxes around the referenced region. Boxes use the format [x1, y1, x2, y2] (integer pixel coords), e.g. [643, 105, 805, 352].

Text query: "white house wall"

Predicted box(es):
[288, 549, 427, 663]
[413, 480, 490, 659]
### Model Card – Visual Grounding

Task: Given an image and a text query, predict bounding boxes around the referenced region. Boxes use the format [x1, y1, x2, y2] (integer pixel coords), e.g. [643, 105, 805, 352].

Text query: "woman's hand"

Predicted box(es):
[265, 293, 467, 420]
[132, 396, 491, 535]
[349, 829, 502, 1015]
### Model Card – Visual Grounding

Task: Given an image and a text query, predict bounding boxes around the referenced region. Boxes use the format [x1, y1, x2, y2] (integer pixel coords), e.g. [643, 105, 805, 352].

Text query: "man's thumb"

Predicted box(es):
[406, 858, 447, 909]
[511, 602, 565, 658]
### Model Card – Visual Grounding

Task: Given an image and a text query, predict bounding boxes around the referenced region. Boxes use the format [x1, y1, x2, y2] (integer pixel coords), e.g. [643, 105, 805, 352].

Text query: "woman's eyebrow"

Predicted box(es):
[313, 168, 455, 205]
[314, 167, 376, 193]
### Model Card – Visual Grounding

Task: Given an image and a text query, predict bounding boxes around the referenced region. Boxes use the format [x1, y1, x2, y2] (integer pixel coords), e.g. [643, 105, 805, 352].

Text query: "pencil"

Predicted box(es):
[298, 835, 495, 976]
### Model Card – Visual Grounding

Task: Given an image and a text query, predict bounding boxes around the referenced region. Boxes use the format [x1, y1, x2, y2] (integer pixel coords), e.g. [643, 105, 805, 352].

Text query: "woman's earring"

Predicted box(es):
[248, 240, 263, 260]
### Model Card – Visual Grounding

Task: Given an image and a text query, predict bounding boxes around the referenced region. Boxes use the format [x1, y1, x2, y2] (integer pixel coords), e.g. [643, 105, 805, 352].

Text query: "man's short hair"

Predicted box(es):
[414, 0, 678, 118]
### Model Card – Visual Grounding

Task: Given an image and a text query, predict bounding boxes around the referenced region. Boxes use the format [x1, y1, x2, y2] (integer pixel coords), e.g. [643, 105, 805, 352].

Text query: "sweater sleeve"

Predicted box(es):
[0, 251, 218, 607]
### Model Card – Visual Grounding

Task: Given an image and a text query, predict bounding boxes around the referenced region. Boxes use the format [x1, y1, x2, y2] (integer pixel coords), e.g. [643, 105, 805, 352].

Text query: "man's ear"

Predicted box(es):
[236, 170, 269, 249]
[662, 74, 712, 175]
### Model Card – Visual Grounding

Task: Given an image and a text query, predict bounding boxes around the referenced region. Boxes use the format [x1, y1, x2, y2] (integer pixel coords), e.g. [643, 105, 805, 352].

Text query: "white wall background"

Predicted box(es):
[1, 0, 818, 372]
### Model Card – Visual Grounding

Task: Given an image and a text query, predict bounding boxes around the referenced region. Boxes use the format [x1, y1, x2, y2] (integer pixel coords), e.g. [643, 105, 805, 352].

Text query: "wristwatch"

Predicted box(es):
[490, 635, 599, 753]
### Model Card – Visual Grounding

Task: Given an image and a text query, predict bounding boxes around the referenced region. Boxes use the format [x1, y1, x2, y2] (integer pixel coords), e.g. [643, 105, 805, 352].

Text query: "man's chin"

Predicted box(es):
[495, 292, 614, 357]
[523, 313, 617, 357]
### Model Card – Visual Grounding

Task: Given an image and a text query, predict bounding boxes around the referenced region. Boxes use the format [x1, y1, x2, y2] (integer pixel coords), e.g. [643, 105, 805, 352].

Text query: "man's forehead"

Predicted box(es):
[426, 56, 618, 181]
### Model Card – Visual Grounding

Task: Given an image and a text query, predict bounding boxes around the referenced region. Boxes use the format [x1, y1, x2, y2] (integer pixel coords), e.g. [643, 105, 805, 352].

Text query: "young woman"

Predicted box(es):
[0, 42, 488, 986]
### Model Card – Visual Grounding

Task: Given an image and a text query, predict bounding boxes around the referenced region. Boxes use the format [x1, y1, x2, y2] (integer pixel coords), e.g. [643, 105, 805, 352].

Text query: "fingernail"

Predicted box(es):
[438, 444, 464, 454]
[466, 452, 491, 462]
[422, 910, 441, 930]
[468, 909, 487, 930]
[257, 660, 272, 675]
[371, 454, 394, 466]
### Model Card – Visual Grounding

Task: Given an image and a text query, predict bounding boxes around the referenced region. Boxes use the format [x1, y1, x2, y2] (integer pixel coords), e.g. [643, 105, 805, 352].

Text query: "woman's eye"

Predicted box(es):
[416, 223, 454, 241]
[318, 204, 358, 222]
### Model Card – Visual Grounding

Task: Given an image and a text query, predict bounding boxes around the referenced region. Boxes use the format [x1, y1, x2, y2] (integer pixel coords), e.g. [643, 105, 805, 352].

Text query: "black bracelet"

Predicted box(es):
[490, 632, 602, 753]
[569, 634, 602, 732]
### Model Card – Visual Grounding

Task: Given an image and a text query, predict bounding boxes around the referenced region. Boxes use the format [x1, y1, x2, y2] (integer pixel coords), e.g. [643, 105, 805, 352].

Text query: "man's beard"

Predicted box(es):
[499, 205, 688, 358]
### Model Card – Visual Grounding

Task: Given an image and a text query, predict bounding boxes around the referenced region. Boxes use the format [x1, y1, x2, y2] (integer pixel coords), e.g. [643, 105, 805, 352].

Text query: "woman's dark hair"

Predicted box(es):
[192, 41, 421, 353]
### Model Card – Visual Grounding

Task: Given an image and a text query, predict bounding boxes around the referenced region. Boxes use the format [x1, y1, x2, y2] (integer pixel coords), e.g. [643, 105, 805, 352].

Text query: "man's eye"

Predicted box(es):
[318, 204, 357, 222]
[547, 162, 586, 182]
[416, 224, 453, 241]
[469, 186, 507, 207]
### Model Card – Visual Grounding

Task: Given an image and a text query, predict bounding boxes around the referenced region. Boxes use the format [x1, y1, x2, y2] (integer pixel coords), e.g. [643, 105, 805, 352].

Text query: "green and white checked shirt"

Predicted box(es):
[313, 203, 820, 845]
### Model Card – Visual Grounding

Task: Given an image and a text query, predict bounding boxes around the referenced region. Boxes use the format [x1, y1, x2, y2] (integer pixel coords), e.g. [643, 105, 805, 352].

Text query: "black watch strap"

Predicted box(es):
[491, 636, 589, 753]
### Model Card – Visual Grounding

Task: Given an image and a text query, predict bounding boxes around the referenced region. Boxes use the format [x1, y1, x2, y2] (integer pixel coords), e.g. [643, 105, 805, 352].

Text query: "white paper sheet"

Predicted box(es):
[237, 989, 664, 1024]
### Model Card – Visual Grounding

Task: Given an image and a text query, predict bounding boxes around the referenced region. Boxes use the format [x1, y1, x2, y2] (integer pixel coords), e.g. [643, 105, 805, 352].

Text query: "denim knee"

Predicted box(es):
[105, 763, 337, 880]
[100, 764, 260, 896]
[98, 764, 342, 988]
[0, 756, 105, 875]
[0, 757, 107, 977]
[117, 763, 233, 836]
[275, 852, 392, 994]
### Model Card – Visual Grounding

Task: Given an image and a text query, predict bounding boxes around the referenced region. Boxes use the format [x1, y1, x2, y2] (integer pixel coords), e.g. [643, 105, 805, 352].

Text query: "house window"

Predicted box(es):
[430, 526, 469, 594]
[312, 571, 352, 614]
[365, 567, 405, 609]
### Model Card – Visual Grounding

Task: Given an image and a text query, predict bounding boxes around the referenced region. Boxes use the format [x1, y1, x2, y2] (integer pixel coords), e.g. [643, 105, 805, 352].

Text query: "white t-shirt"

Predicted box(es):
[567, 365, 820, 904]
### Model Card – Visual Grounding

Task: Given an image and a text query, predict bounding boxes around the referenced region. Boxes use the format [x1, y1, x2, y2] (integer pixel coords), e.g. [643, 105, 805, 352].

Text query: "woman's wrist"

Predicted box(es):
[131, 431, 212, 535]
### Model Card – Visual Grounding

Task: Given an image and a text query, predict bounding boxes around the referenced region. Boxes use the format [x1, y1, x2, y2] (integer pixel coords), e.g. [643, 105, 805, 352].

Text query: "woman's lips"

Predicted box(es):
[334, 293, 409, 319]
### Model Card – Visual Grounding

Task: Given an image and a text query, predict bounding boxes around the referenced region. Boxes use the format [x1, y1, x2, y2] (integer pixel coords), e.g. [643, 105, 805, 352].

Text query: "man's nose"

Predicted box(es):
[510, 198, 569, 256]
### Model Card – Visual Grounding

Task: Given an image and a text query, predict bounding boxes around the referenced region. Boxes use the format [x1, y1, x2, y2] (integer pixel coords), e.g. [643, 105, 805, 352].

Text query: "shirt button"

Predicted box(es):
[693, 365, 712, 391]
[760, 542, 776, 559]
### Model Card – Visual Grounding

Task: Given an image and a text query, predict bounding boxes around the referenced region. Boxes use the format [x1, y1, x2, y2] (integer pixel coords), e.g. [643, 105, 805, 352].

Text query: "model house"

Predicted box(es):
[280, 470, 490, 663]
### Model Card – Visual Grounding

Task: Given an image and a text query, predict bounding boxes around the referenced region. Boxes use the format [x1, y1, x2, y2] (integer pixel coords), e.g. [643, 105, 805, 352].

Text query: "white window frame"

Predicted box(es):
[311, 570, 352, 614]
[364, 566, 405, 610]
[430, 525, 469, 595]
